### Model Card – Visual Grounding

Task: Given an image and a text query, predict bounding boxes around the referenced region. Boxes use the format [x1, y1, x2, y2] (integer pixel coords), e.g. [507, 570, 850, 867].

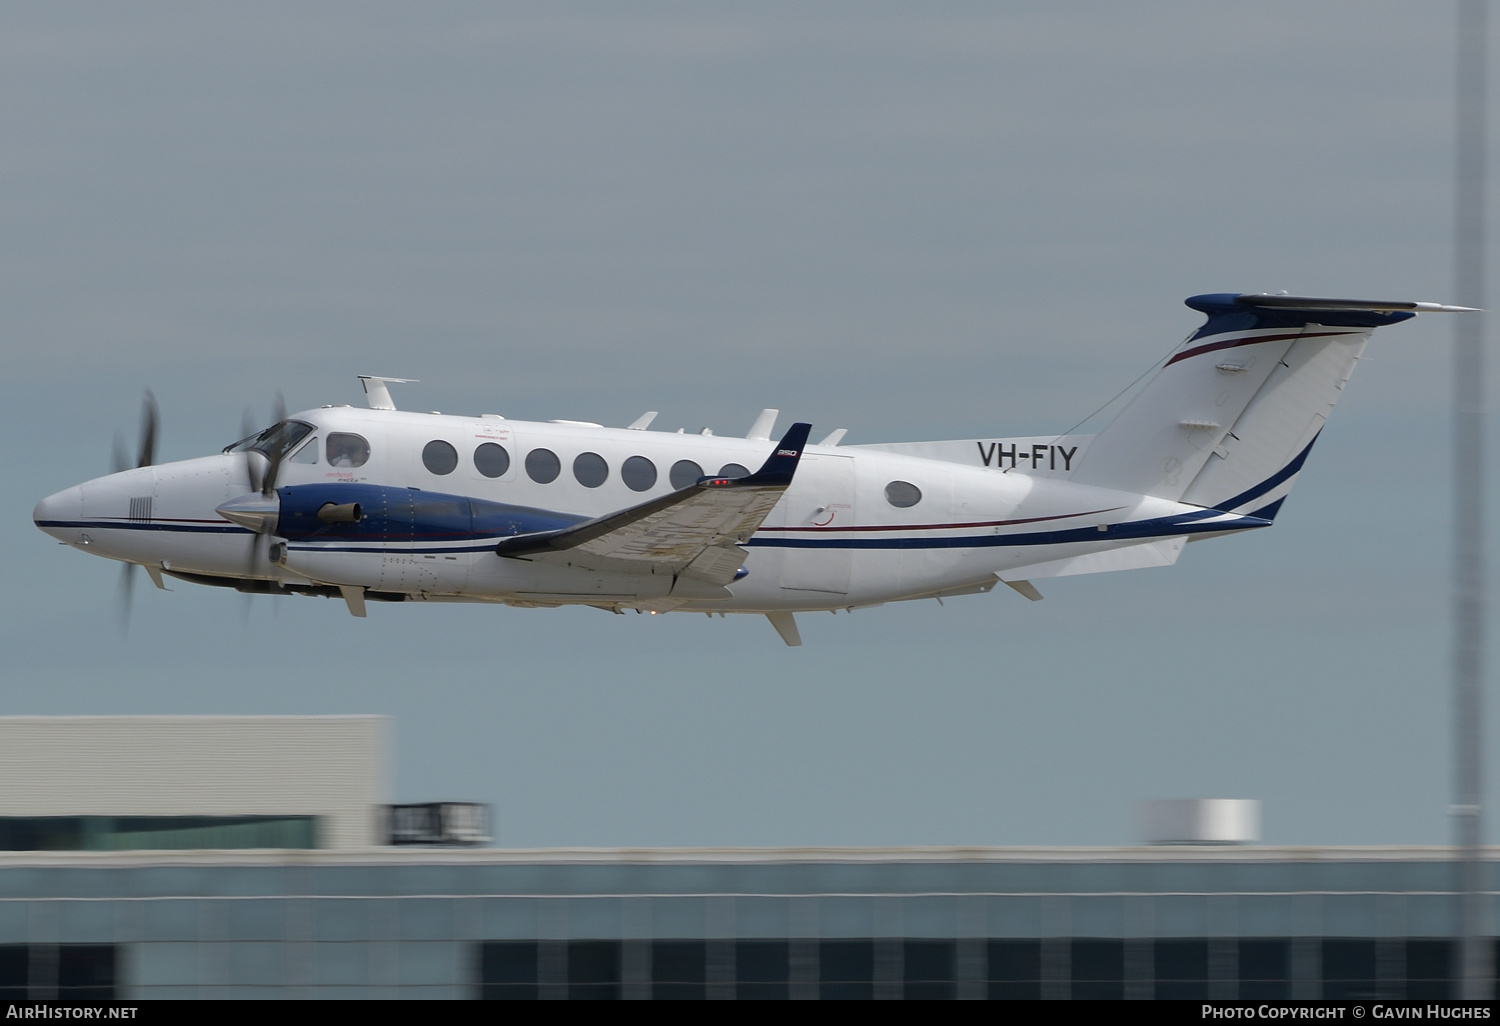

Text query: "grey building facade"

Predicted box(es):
[0, 718, 1483, 1000]
[0, 846, 1491, 999]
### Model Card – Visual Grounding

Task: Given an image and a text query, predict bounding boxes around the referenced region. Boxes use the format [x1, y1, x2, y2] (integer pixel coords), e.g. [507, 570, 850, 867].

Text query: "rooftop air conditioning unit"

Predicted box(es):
[1139, 799, 1260, 845]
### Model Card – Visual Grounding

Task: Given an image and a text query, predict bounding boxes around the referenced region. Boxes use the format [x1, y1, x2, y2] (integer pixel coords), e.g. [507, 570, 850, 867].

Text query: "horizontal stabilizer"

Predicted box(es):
[999, 537, 1187, 582]
[1233, 294, 1479, 314]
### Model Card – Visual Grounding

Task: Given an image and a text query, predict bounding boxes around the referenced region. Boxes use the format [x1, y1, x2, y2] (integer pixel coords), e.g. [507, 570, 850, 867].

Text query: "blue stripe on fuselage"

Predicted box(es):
[43, 508, 1270, 556]
[747, 509, 1268, 550]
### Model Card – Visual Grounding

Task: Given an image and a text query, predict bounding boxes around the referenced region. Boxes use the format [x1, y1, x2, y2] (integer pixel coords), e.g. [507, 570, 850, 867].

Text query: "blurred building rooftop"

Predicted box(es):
[0, 716, 1486, 1000]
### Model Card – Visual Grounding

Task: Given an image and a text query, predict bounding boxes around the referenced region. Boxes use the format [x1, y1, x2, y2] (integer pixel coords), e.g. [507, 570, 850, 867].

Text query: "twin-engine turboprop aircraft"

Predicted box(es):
[34, 293, 1473, 645]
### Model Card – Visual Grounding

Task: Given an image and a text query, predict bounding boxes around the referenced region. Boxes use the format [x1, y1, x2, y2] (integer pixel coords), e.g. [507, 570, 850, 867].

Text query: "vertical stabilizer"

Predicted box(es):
[1179, 330, 1361, 518]
[1068, 295, 1463, 511]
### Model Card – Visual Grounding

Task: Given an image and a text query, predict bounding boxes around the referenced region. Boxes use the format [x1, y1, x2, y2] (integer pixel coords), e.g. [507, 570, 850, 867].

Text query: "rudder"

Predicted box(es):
[1069, 294, 1462, 513]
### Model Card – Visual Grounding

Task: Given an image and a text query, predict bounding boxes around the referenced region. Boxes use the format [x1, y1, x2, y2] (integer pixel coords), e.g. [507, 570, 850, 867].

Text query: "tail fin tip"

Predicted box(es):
[1185, 293, 1476, 339]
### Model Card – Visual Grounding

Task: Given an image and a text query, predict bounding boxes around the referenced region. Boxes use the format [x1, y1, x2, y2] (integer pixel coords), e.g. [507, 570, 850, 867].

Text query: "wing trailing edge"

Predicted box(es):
[494, 422, 812, 586]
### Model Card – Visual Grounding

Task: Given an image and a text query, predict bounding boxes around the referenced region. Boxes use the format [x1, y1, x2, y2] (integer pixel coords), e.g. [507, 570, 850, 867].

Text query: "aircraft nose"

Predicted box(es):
[33, 485, 84, 542]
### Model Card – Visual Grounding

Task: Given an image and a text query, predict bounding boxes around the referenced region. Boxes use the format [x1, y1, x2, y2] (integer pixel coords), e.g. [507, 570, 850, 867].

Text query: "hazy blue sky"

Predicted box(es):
[4, 3, 1494, 847]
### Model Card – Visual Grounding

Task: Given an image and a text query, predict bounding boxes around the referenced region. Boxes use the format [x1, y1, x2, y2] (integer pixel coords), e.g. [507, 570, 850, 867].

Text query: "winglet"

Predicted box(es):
[707, 422, 811, 489]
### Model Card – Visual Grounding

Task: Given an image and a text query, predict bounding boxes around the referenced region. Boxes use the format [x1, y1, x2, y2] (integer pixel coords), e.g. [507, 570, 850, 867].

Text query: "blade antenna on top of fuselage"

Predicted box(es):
[357, 376, 417, 411]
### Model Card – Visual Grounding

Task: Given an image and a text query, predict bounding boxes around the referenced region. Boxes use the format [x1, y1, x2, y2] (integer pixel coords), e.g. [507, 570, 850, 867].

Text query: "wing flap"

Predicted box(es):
[494, 423, 811, 586]
[682, 542, 752, 584]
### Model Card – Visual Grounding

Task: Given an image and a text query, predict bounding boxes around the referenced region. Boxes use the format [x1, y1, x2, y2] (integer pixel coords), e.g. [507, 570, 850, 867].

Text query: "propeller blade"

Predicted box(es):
[116, 562, 136, 634]
[262, 450, 284, 497]
[262, 391, 288, 498]
[246, 451, 264, 494]
[237, 528, 260, 625]
[136, 390, 159, 469]
[111, 432, 130, 475]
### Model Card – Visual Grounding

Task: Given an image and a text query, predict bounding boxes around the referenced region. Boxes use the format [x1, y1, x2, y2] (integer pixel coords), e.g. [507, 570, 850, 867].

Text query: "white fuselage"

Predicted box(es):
[34, 405, 1263, 614]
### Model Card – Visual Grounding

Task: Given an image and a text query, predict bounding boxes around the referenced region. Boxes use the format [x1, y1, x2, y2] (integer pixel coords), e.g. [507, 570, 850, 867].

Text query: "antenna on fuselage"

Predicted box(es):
[746, 409, 778, 440]
[357, 376, 417, 411]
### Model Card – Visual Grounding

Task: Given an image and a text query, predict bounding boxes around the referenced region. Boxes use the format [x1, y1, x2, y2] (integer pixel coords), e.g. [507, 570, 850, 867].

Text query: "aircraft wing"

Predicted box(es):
[494, 423, 812, 585]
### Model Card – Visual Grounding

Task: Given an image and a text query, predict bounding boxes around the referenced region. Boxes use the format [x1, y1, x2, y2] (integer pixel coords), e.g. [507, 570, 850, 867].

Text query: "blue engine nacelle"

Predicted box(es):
[275, 484, 587, 544]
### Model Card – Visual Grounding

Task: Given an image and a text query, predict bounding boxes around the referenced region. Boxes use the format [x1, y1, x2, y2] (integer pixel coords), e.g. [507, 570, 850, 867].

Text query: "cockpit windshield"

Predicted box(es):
[223, 420, 315, 460]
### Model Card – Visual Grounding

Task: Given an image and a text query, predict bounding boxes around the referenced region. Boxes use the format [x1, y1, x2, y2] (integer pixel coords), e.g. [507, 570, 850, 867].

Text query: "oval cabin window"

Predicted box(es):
[573, 452, 609, 488]
[525, 448, 561, 484]
[422, 440, 459, 476]
[669, 460, 703, 490]
[473, 443, 511, 479]
[885, 481, 922, 508]
[621, 455, 657, 492]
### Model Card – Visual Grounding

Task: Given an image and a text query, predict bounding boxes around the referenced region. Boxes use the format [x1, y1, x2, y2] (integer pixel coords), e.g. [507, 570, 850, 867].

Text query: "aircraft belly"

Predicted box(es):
[780, 551, 851, 594]
[730, 533, 1177, 610]
[1000, 537, 1186, 580]
[462, 552, 728, 605]
[281, 549, 385, 590]
[378, 554, 453, 594]
[279, 547, 476, 596]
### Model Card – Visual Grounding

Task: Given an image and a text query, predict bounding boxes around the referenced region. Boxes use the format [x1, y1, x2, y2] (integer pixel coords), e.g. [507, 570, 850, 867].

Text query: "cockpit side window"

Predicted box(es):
[326, 432, 371, 469]
[288, 437, 319, 464]
[224, 420, 315, 460]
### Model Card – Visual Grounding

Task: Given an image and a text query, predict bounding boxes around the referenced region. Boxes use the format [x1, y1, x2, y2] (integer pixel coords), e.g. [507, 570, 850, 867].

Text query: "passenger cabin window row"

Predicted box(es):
[522, 450, 749, 490]
[411, 440, 757, 492]
[253, 428, 925, 509]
